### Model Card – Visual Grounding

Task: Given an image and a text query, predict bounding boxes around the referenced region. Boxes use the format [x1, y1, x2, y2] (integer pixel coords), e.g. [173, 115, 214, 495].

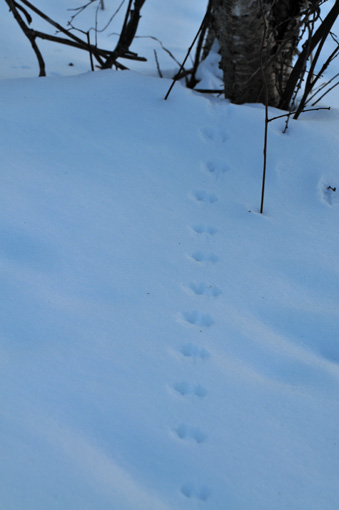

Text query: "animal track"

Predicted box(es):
[182, 311, 214, 327]
[171, 148, 220, 503]
[191, 251, 219, 263]
[174, 423, 207, 444]
[173, 381, 208, 398]
[180, 343, 210, 360]
[192, 224, 217, 236]
[181, 482, 212, 501]
[193, 190, 218, 204]
[200, 125, 228, 143]
[186, 282, 222, 297]
[204, 159, 229, 176]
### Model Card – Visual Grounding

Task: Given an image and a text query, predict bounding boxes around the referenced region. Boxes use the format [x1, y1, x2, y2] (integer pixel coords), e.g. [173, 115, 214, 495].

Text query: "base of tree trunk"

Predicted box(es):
[211, 0, 303, 107]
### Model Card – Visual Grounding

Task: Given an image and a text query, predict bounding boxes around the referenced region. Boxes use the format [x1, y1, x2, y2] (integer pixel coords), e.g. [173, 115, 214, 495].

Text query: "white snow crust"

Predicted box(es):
[0, 1, 339, 509]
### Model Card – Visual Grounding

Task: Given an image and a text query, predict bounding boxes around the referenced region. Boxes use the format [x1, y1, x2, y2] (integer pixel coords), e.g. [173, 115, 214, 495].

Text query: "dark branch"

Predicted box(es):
[5, 0, 46, 76]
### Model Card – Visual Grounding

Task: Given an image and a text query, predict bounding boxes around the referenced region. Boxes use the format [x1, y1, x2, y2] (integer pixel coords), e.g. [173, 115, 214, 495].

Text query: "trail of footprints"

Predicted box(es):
[170, 119, 228, 503]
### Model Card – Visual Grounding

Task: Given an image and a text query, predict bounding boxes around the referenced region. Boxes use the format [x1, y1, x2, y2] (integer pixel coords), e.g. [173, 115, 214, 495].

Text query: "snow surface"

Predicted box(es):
[1, 1, 339, 509]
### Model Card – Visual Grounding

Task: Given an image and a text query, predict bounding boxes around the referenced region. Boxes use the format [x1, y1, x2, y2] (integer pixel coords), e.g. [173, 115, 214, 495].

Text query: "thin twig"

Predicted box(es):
[164, 11, 209, 100]
[5, 0, 46, 76]
[153, 49, 162, 78]
[87, 31, 94, 71]
[133, 35, 181, 67]
[194, 88, 225, 94]
[187, 0, 213, 88]
[307, 71, 339, 103]
[20, 0, 89, 46]
[312, 81, 339, 105]
[89, 0, 126, 36]
[269, 106, 330, 123]
[293, 27, 331, 118]
[259, 0, 269, 215]
[280, 0, 339, 110]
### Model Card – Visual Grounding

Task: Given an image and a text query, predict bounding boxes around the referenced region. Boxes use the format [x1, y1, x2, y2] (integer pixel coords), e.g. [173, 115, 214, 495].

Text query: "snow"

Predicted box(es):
[1, 1, 339, 509]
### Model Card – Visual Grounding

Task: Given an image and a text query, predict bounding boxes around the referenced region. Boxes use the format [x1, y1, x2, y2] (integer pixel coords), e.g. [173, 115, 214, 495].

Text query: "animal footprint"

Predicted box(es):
[192, 224, 217, 236]
[180, 343, 210, 360]
[186, 282, 222, 297]
[173, 381, 208, 398]
[191, 251, 219, 263]
[204, 159, 229, 177]
[174, 423, 207, 444]
[181, 482, 212, 501]
[200, 126, 228, 143]
[193, 190, 218, 204]
[200, 126, 216, 141]
[182, 311, 214, 327]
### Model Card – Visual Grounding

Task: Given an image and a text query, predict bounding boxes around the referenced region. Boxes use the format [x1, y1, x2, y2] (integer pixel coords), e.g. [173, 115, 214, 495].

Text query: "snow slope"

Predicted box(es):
[1, 2, 339, 510]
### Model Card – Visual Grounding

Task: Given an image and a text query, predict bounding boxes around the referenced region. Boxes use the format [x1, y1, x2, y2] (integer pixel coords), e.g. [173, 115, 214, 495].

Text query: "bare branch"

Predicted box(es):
[164, 10, 209, 100]
[5, 0, 45, 76]
[5, 0, 147, 74]
[280, 0, 339, 110]
[101, 0, 146, 69]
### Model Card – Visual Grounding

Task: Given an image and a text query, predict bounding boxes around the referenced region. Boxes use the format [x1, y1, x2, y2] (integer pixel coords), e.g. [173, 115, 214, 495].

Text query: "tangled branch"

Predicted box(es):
[4, 0, 147, 75]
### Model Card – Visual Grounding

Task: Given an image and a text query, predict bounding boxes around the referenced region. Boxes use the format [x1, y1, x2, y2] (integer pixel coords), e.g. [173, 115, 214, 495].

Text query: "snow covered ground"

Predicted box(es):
[1, 1, 339, 509]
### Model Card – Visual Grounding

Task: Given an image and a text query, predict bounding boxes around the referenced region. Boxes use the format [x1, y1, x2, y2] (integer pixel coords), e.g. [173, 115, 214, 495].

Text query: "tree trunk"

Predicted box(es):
[211, 0, 305, 107]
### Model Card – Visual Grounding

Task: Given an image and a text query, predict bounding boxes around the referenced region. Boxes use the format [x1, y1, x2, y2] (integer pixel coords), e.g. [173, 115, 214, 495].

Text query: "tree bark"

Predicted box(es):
[211, 0, 305, 107]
